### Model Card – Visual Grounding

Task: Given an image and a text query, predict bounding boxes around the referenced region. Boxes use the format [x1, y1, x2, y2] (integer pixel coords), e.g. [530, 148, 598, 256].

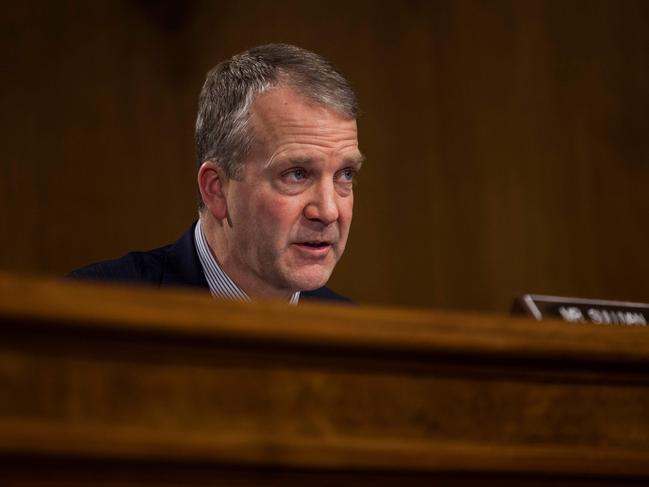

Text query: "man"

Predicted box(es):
[69, 44, 363, 304]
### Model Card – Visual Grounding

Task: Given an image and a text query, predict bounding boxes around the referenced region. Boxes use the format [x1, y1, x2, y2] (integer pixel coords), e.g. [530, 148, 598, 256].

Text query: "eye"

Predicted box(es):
[336, 167, 356, 183]
[282, 168, 308, 183]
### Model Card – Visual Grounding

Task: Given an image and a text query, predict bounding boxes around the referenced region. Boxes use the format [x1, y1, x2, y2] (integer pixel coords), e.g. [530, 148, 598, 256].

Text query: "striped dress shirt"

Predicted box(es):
[194, 222, 300, 305]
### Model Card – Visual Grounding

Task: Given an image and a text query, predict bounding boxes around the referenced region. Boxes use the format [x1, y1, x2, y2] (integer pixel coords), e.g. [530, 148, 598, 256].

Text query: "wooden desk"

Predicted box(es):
[1, 272, 648, 485]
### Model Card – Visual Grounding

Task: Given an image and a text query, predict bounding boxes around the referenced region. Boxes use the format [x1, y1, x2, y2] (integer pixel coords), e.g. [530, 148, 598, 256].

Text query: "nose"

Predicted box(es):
[303, 180, 339, 225]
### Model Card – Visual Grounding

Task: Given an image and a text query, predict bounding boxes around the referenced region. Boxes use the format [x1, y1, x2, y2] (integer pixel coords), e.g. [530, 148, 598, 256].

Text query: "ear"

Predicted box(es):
[198, 161, 228, 220]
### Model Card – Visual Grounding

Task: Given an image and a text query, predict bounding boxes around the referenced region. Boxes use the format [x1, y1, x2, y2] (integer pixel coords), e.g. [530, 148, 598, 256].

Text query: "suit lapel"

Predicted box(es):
[160, 222, 209, 290]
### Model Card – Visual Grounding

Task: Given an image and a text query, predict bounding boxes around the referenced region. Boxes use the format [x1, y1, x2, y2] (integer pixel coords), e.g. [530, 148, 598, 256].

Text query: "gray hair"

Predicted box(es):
[195, 43, 358, 207]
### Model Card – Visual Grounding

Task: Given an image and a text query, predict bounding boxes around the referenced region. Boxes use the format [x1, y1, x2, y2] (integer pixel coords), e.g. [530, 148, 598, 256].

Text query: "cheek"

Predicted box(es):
[253, 195, 303, 234]
[339, 196, 354, 228]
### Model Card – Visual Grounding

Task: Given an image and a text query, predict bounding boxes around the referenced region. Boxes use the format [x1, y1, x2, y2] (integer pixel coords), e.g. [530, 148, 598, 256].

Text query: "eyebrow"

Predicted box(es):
[347, 153, 365, 169]
[287, 152, 365, 166]
[266, 152, 365, 170]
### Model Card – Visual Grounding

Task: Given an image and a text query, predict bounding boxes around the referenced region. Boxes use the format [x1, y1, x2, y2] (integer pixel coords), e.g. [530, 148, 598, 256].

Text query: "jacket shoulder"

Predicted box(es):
[66, 246, 170, 285]
[301, 286, 353, 304]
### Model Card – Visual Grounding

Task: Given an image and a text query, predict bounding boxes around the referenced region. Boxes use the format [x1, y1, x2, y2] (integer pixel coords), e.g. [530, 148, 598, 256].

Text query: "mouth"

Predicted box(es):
[299, 241, 331, 249]
[293, 240, 334, 256]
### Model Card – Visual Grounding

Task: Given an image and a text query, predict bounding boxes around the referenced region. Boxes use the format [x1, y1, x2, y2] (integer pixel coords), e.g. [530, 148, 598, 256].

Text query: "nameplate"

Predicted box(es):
[512, 294, 649, 326]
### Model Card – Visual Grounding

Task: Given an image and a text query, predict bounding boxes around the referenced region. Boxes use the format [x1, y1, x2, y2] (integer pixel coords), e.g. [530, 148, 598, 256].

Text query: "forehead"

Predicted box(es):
[249, 85, 359, 153]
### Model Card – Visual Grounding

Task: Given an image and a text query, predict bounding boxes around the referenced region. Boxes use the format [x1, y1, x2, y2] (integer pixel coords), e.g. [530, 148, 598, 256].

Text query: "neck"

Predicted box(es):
[199, 216, 293, 301]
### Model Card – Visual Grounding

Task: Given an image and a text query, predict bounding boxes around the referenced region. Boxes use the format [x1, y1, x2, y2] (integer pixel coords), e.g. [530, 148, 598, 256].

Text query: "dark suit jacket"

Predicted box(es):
[67, 223, 351, 303]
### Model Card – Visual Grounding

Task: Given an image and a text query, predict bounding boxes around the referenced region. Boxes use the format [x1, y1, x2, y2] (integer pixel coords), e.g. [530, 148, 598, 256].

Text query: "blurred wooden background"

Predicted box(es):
[2, 0, 648, 311]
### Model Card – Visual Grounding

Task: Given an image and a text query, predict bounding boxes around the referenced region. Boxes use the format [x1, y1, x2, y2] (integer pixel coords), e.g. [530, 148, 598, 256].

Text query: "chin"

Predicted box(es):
[286, 266, 333, 291]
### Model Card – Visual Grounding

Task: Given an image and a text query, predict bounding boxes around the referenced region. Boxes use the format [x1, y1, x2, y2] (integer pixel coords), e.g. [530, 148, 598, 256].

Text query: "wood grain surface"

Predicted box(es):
[1, 273, 649, 485]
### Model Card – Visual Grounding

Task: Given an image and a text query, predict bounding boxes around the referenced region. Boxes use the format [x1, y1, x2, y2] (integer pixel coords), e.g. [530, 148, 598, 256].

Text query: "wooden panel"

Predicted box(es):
[1, 1, 649, 312]
[1, 273, 649, 484]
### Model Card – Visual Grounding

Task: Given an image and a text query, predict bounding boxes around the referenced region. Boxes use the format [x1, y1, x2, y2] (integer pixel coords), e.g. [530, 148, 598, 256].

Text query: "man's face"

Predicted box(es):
[220, 86, 362, 296]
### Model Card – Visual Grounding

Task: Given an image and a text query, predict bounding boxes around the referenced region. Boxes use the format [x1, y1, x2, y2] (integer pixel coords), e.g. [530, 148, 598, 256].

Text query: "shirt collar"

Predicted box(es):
[194, 221, 300, 305]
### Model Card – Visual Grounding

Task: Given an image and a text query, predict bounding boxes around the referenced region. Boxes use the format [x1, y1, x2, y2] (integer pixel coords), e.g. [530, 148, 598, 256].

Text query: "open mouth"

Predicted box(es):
[300, 241, 330, 249]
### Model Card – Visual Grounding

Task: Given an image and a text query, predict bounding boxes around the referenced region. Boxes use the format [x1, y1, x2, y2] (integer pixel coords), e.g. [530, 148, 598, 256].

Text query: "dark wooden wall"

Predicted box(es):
[2, 0, 649, 311]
